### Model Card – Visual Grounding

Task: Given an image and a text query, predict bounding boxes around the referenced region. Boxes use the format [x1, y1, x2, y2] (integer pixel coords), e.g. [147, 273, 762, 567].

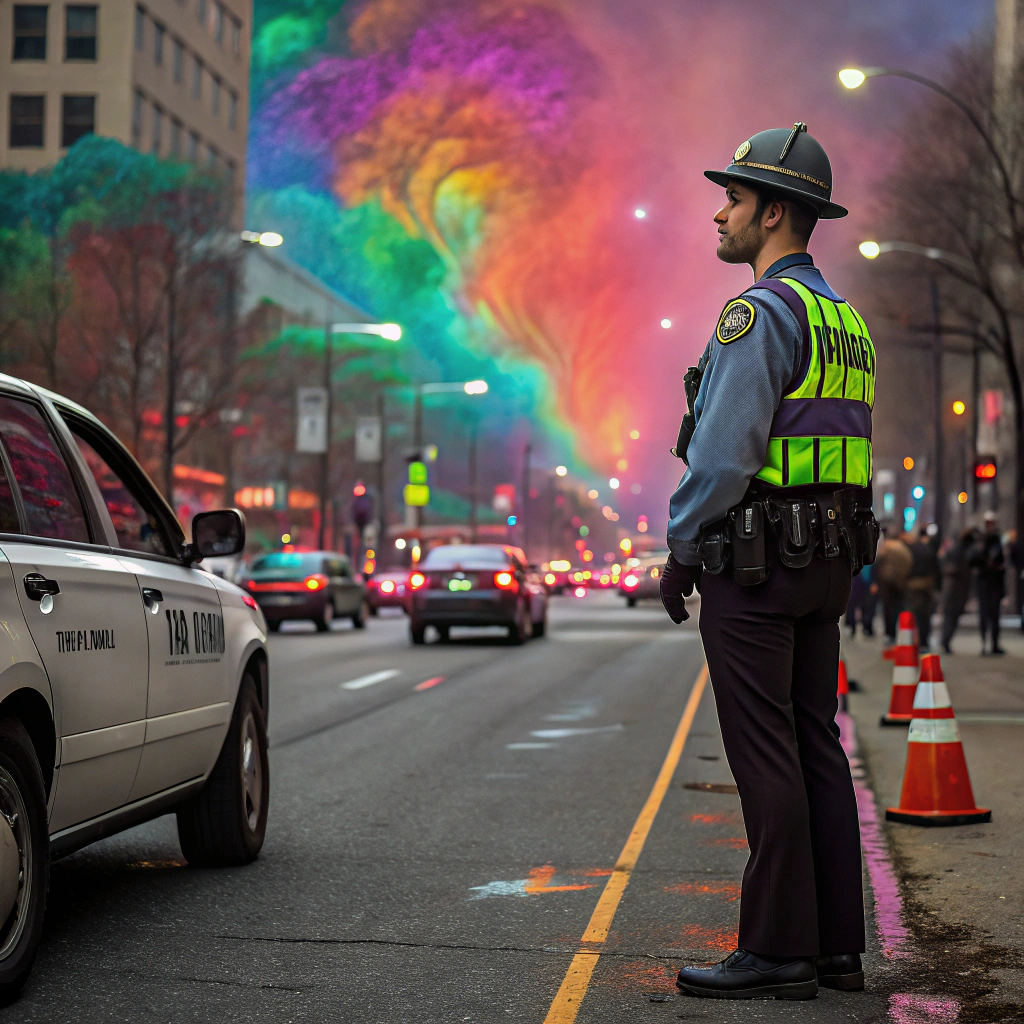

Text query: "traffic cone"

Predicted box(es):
[880, 613, 920, 726]
[886, 654, 991, 827]
[883, 610, 917, 661]
[837, 658, 850, 712]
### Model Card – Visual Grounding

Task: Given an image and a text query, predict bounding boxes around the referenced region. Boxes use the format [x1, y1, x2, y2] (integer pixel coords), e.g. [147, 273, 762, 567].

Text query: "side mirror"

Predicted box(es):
[185, 509, 246, 565]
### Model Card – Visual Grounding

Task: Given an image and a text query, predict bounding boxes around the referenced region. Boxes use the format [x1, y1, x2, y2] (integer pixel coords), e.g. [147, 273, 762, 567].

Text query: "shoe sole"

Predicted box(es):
[818, 971, 864, 991]
[676, 979, 818, 1000]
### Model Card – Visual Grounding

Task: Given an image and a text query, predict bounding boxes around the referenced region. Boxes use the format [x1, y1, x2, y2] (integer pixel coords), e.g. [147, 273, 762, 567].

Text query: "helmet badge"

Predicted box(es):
[734, 140, 751, 162]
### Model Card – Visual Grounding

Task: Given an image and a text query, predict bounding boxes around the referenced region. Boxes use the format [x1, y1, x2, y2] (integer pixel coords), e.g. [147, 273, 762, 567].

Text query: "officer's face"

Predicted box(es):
[714, 181, 765, 264]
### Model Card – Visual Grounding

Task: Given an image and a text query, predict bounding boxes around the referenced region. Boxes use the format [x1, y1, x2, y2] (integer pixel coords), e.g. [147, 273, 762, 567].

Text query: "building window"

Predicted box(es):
[65, 5, 97, 60]
[187, 130, 199, 161]
[227, 89, 237, 130]
[134, 5, 144, 50]
[153, 21, 164, 65]
[61, 94, 94, 147]
[169, 118, 182, 157]
[211, 75, 220, 116]
[196, 0, 207, 26]
[192, 56, 202, 99]
[13, 5, 48, 60]
[9, 95, 45, 148]
[213, 3, 223, 44]
[230, 16, 240, 56]
[151, 104, 162, 153]
[207, 144, 218, 169]
[132, 89, 143, 147]
[172, 37, 183, 82]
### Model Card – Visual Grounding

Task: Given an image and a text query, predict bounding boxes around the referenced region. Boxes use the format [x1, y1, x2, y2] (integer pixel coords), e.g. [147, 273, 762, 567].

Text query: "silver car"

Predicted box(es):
[0, 375, 269, 1002]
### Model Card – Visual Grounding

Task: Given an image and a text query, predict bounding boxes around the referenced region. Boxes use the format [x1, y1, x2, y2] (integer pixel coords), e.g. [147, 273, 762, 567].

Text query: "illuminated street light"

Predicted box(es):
[240, 230, 284, 247]
[660, 318, 672, 330]
[838, 68, 867, 90]
[952, 400, 966, 416]
[555, 465, 568, 477]
[958, 491, 969, 504]
[609, 477, 620, 489]
[859, 240, 880, 259]
[587, 488, 599, 500]
[463, 379, 488, 395]
[634, 208, 647, 219]
[629, 429, 640, 440]
[332, 322, 403, 341]
[395, 538, 407, 550]
[904, 456, 915, 470]
[912, 485, 926, 500]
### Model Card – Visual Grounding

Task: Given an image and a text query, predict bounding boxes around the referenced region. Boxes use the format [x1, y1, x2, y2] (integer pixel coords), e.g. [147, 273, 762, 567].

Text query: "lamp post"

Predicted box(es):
[859, 240, 978, 538]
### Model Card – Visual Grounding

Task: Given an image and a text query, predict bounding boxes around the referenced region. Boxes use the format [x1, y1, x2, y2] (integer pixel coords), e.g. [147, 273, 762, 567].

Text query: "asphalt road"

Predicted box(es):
[11, 591, 893, 1022]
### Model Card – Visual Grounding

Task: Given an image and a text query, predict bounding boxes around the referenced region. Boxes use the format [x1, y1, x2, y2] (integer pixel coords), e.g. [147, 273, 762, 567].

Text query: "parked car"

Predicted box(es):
[365, 567, 409, 614]
[0, 374, 270, 1001]
[244, 551, 369, 631]
[621, 552, 670, 606]
[407, 544, 547, 644]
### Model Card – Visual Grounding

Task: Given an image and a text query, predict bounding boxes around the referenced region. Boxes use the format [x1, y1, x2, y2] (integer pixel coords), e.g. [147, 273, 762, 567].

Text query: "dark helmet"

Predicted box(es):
[704, 122, 847, 220]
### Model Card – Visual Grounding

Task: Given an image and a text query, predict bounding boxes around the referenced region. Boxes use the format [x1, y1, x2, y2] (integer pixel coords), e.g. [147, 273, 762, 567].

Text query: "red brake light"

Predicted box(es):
[623, 574, 639, 589]
[544, 573, 556, 585]
[304, 574, 329, 591]
[494, 571, 518, 591]
[242, 593, 260, 611]
[381, 580, 396, 594]
[409, 572, 427, 590]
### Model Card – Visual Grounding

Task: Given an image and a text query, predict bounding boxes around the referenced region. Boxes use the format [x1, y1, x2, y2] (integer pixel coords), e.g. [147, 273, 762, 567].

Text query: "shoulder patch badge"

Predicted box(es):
[716, 298, 756, 344]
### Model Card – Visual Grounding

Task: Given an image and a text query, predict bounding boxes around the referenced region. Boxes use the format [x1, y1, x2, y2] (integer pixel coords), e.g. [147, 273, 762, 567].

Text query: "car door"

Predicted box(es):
[61, 417, 233, 802]
[0, 392, 150, 833]
[328, 555, 361, 614]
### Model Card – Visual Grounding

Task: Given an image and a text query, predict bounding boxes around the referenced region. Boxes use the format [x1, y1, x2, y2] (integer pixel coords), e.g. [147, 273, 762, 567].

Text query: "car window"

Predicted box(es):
[421, 545, 510, 569]
[0, 396, 89, 542]
[0, 454, 20, 533]
[71, 431, 172, 557]
[250, 552, 318, 574]
[324, 557, 345, 577]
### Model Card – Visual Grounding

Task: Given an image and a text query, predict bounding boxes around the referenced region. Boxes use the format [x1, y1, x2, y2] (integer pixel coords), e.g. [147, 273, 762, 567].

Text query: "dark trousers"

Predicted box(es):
[699, 555, 865, 957]
[904, 588, 935, 650]
[880, 583, 904, 641]
[978, 586, 1003, 650]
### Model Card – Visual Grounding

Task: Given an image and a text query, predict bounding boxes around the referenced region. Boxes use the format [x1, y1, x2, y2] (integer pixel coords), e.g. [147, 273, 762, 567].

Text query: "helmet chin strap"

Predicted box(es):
[779, 121, 808, 163]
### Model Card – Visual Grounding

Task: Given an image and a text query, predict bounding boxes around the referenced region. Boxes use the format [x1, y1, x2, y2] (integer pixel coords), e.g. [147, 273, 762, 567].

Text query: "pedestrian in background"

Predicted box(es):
[972, 512, 1007, 655]
[940, 528, 977, 654]
[845, 563, 876, 637]
[875, 528, 912, 644]
[905, 525, 940, 652]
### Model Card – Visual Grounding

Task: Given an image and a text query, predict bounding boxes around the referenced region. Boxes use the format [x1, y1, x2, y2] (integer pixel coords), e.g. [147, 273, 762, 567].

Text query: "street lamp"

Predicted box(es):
[240, 230, 283, 246]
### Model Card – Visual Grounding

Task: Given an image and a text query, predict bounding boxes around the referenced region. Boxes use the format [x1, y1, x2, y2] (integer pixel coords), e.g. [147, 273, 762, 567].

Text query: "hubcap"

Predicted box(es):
[0, 767, 31, 961]
[240, 714, 262, 833]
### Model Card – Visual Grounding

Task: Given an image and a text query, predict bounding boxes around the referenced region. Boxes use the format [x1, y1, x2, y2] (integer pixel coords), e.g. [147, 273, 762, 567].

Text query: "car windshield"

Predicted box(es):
[422, 545, 512, 569]
[250, 552, 320, 575]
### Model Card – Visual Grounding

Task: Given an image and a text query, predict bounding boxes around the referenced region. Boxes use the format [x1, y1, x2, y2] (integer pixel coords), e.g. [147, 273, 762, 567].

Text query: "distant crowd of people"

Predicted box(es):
[844, 512, 1021, 655]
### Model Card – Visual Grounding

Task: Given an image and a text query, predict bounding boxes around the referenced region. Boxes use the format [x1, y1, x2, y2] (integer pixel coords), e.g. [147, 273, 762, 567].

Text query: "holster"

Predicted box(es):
[728, 501, 768, 586]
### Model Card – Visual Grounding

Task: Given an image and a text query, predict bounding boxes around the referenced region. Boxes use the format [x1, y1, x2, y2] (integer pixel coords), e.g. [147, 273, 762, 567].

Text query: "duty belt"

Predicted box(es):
[699, 489, 879, 586]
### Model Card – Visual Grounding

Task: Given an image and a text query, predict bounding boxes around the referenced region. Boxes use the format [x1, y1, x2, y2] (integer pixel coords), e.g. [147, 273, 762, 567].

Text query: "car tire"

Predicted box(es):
[436, 625, 450, 644]
[0, 717, 48, 1005]
[507, 605, 529, 645]
[410, 623, 426, 645]
[176, 675, 269, 868]
[370, 605, 379, 617]
[626, 596, 637, 608]
[532, 614, 547, 638]
[267, 620, 281, 632]
[315, 600, 335, 633]
[351, 600, 370, 629]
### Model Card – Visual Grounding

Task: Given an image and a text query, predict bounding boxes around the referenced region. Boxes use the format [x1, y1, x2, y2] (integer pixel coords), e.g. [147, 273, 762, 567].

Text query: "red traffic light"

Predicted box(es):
[353, 482, 367, 496]
[974, 457, 997, 480]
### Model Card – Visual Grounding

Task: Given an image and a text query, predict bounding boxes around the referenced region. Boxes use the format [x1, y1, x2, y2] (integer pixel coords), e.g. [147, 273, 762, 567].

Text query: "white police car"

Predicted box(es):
[0, 375, 269, 1001]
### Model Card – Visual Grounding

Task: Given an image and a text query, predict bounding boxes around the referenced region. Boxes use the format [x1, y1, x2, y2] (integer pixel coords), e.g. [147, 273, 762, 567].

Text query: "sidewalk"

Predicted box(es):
[843, 621, 1024, 1020]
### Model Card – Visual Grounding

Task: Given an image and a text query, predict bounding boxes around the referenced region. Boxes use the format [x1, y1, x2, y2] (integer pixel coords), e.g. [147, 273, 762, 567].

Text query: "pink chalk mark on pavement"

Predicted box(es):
[887, 993, 961, 1022]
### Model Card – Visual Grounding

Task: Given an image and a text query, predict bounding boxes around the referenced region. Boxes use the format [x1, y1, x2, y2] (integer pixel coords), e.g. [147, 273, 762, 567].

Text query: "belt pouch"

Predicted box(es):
[730, 503, 768, 585]
[817, 499, 841, 559]
[700, 523, 728, 574]
[775, 499, 814, 569]
[856, 514, 880, 565]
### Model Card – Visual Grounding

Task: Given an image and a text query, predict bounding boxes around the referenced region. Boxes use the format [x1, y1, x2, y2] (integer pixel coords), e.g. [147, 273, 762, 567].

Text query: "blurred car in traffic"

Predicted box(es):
[621, 552, 669, 606]
[540, 559, 573, 594]
[408, 544, 547, 644]
[245, 551, 369, 631]
[366, 567, 409, 614]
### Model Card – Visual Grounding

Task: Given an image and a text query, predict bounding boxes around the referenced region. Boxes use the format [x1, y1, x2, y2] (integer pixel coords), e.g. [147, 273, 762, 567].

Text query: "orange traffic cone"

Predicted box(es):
[837, 658, 850, 712]
[883, 610, 917, 660]
[886, 654, 991, 827]
[880, 612, 919, 726]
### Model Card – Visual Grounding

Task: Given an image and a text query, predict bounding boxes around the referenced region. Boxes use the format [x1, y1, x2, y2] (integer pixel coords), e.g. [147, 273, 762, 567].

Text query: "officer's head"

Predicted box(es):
[714, 179, 818, 265]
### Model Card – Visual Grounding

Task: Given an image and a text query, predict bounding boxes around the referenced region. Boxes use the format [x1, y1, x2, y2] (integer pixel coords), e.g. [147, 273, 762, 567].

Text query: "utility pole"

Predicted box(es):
[930, 276, 945, 539]
[468, 416, 479, 543]
[318, 323, 332, 550]
[377, 391, 387, 555]
[163, 255, 178, 502]
[520, 442, 532, 556]
[411, 386, 423, 534]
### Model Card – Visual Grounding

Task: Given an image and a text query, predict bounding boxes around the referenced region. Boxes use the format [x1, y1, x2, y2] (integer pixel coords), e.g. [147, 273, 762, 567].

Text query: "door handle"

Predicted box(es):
[142, 588, 163, 613]
[23, 573, 60, 602]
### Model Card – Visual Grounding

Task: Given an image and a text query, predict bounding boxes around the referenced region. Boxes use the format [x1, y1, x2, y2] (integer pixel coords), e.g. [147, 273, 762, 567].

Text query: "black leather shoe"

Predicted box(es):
[815, 953, 864, 991]
[676, 949, 817, 999]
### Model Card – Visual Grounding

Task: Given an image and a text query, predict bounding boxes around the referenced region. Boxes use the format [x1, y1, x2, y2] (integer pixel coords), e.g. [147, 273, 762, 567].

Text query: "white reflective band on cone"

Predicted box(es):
[896, 629, 915, 645]
[892, 666, 919, 684]
[912, 682, 951, 710]
[907, 718, 961, 744]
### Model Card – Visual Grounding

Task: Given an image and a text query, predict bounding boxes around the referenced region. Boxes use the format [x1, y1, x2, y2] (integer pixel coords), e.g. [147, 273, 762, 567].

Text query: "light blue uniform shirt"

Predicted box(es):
[666, 253, 844, 565]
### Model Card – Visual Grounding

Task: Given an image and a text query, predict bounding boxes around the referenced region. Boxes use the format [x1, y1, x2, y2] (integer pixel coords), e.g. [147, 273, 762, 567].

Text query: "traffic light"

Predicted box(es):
[404, 457, 429, 507]
[974, 455, 998, 481]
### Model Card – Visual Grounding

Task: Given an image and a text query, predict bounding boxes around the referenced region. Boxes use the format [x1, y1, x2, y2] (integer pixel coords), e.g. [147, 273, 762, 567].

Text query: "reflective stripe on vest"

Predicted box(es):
[754, 277, 875, 488]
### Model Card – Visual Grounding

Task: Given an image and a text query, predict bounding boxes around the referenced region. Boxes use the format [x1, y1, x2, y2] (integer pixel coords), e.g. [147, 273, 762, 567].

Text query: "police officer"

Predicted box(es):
[662, 123, 876, 1000]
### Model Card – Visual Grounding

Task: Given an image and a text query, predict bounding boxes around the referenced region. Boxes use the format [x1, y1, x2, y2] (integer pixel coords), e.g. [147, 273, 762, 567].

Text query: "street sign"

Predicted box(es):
[404, 483, 430, 507]
[296, 387, 328, 453]
[355, 416, 382, 463]
[493, 483, 515, 512]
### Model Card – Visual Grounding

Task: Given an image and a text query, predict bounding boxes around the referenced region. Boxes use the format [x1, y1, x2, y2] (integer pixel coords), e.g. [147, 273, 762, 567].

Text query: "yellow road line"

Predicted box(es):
[542, 663, 709, 1024]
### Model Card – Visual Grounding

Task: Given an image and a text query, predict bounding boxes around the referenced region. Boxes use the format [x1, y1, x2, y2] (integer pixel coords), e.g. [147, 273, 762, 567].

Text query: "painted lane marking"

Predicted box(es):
[542, 663, 708, 1024]
[414, 676, 445, 691]
[506, 742, 554, 750]
[551, 630, 700, 642]
[341, 669, 400, 690]
[469, 866, 598, 900]
[530, 726, 623, 739]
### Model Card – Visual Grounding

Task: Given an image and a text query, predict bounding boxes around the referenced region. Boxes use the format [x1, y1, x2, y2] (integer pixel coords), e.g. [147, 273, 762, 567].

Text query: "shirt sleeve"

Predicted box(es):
[666, 289, 802, 564]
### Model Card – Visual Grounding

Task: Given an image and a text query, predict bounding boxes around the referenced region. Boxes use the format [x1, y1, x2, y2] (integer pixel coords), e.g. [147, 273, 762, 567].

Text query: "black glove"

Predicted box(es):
[660, 553, 702, 624]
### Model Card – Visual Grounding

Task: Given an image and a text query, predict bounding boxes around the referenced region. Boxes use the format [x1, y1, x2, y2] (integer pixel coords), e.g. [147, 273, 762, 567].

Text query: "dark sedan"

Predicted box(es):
[407, 544, 547, 645]
[245, 551, 369, 631]
[366, 567, 409, 614]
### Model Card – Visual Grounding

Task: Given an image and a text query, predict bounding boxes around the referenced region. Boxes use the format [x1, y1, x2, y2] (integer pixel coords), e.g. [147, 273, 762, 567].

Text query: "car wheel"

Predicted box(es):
[532, 614, 547, 638]
[267, 620, 281, 632]
[410, 623, 426, 645]
[315, 600, 335, 633]
[176, 674, 269, 867]
[370, 605, 379, 617]
[436, 625, 450, 643]
[0, 718, 48, 1005]
[507, 606, 529, 645]
[626, 596, 637, 608]
[351, 600, 370, 629]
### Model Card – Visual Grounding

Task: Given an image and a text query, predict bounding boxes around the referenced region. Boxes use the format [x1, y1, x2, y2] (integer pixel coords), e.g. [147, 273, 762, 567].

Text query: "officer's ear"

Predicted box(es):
[761, 199, 786, 231]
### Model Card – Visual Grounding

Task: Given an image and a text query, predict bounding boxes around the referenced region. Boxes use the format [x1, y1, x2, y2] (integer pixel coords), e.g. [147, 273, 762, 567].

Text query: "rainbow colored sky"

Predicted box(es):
[248, 0, 988, 515]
